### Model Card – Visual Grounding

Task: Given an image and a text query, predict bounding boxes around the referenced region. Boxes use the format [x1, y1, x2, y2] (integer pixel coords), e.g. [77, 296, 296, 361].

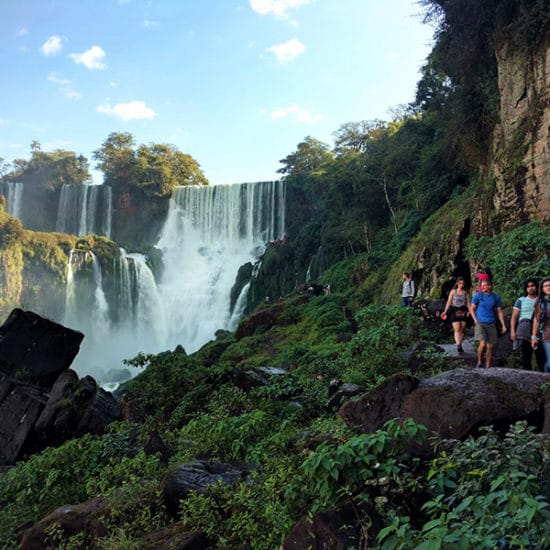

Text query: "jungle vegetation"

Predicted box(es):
[1, 0, 550, 548]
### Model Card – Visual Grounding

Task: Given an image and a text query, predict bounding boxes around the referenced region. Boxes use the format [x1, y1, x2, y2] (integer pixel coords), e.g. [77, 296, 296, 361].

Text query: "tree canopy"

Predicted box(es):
[2, 143, 91, 190]
[93, 132, 208, 196]
[277, 136, 333, 175]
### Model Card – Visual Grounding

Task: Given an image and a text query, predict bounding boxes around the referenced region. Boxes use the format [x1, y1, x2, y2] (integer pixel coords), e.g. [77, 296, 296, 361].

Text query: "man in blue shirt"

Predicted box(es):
[471, 279, 507, 368]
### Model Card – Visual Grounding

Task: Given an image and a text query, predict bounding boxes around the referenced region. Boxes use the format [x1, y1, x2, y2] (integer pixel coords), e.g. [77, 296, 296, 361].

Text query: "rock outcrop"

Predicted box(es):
[163, 460, 257, 518]
[0, 309, 121, 464]
[0, 308, 84, 384]
[492, 35, 550, 225]
[339, 367, 550, 455]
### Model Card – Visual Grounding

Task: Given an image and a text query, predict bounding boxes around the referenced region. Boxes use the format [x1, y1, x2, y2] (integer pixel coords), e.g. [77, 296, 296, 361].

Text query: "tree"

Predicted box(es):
[94, 133, 209, 197]
[4, 143, 91, 190]
[93, 132, 137, 190]
[135, 143, 208, 196]
[277, 136, 333, 175]
[332, 120, 386, 155]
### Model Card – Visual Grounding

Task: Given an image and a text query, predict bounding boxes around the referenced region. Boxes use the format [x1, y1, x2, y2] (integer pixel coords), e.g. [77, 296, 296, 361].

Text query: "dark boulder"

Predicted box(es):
[282, 503, 381, 549]
[0, 309, 84, 386]
[339, 368, 550, 456]
[18, 496, 110, 550]
[136, 524, 209, 550]
[235, 364, 288, 392]
[413, 299, 451, 337]
[326, 379, 363, 410]
[0, 369, 121, 464]
[163, 460, 257, 518]
[0, 374, 47, 464]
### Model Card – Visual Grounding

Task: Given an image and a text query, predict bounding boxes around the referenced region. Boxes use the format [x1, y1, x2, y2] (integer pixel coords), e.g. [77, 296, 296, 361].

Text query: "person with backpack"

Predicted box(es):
[510, 278, 545, 370]
[442, 276, 470, 353]
[401, 272, 415, 307]
[531, 278, 550, 373]
[471, 278, 507, 368]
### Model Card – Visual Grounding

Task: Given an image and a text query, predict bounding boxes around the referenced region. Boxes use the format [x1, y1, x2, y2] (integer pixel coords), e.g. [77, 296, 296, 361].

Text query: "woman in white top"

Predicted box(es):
[442, 276, 470, 353]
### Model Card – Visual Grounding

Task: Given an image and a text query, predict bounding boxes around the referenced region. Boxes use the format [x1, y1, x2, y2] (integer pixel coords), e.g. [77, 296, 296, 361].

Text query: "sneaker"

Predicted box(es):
[457, 345, 464, 353]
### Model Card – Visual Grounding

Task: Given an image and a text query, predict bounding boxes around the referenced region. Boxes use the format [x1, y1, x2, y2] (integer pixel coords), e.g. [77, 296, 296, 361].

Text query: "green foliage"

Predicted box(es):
[4, 142, 91, 190]
[179, 458, 297, 550]
[277, 136, 333, 175]
[0, 424, 165, 548]
[336, 305, 422, 385]
[288, 419, 427, 517]
[121, 351, 208, 422]
[93, 132, 208, 197]
[0, 208, 24, 250]
[378, 422, 550, 548]
[466, 222, 550, 303]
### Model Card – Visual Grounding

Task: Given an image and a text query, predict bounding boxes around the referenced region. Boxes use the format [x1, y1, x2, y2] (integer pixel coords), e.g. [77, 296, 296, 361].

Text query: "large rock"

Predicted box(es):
[0, 374, 47, 464]
[491, 35, 550, 226]
[136, 524, 209, 550]
[18, 496, 110, 550]
[0, 370, 121, 464]
[282, 503, 381, 549]
[163, 460, 257, 517]
[0, 309, 84, 386]
[339, 368, 550, 455]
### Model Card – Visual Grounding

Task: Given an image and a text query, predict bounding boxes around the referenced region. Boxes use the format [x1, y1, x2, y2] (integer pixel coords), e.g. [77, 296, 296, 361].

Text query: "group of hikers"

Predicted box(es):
[402, 270, 550, 371]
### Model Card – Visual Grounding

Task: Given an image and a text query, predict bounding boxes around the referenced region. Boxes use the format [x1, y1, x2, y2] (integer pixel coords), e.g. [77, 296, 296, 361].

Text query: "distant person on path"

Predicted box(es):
[402, 273, 415, 307]
[471, 279, 507, 368]
[511, 278, 545, 370]
[532, 278, 550, 373]
[442, 276, 470, 353]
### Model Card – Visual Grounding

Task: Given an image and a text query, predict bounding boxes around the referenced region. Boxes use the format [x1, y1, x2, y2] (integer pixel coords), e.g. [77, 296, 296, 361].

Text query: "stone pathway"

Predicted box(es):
[439, 337, 479, 366]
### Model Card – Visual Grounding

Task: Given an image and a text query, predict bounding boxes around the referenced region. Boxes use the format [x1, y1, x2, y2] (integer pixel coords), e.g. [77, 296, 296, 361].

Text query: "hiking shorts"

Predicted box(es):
[475, 322, 498, 344]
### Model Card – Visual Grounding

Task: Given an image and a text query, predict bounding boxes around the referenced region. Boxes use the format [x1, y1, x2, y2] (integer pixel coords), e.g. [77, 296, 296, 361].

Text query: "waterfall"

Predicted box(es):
[155, 180, 285, 353]
[227, 281, 251, 331]
[306, 245, 324, 283]
[56, 184, 112, 237]
[119, 250, 166, 347]
[0, 182, 23, 219]
[61, 180, 285, 378]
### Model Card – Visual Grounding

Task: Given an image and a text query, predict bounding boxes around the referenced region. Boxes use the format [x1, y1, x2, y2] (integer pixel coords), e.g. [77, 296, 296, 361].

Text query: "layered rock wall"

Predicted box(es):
[492, 35, 550, 225]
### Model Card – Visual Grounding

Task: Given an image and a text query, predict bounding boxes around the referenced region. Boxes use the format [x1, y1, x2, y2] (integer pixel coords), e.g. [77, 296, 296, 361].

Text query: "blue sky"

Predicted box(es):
[0, 0, 434, 185]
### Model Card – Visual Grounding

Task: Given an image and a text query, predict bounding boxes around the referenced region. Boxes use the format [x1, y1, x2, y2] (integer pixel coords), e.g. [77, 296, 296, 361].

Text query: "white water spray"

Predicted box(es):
[155, 181, 285, 353]
[64, 181, 285, 378]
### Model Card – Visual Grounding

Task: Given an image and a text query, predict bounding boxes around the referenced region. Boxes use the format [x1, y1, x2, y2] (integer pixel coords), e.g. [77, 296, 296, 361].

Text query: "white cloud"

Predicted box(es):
[0, 118, 4, 126]
[48, 72, 81, 99]
[144, 18, 159, 27]
[97, 101, 156, 121]
[267, 38, 305, 63]
[15, 27, 28, 37]
[41, 35, 64, 56]
[270, 103, 322, 123]
[250, 0, 310, 18]
[69, 45, 106, 70]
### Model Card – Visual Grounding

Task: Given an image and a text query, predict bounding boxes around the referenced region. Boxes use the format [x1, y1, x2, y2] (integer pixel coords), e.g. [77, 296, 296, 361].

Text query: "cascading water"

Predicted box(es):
[56, 184, 112, 237]
[64, 250, 111, 374]
[63, 180, 285, 379]
[155, 180, 285, 353]
[0, 182, 23, 218]
[66, 248, 163, 377]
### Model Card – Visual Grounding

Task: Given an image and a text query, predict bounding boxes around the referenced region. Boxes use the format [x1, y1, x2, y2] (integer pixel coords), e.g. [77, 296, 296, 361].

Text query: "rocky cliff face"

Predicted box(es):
[492, 35, 550, 226]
